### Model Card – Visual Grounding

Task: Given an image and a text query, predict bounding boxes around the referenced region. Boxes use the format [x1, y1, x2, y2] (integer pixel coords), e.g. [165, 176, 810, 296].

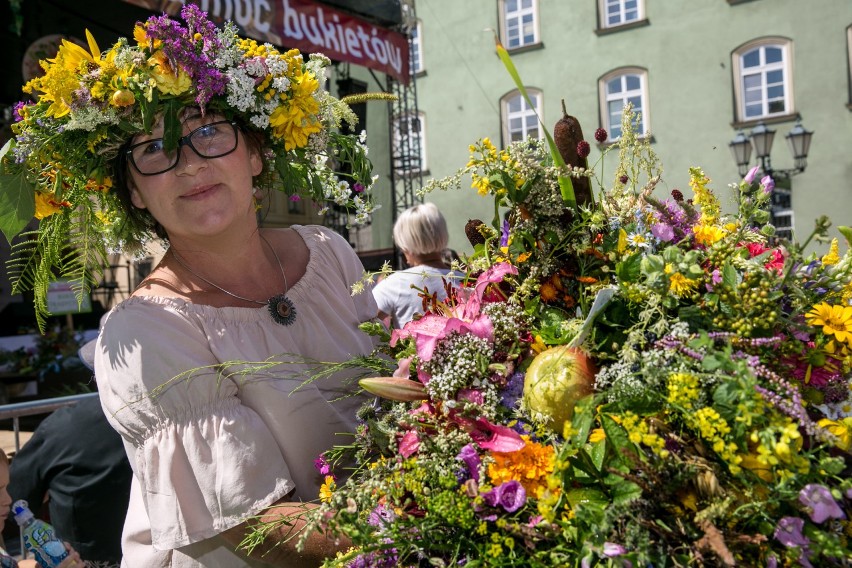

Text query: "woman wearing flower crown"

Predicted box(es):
[1, 5, 381, 567]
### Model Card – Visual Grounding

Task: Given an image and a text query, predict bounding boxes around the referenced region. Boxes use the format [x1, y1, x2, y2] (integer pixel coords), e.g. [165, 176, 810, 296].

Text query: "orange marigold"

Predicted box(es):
[487, 436, 555, 498]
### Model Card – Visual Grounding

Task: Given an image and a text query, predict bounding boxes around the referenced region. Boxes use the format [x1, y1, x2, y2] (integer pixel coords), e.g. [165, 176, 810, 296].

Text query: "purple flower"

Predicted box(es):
[12, 101, 27, 122]
[457, 443, 481, 482]
[481, 480, 526, 513]
[744, 165, 760, 184]
[774, 516, 809, 548]
[353, 182, 365, 193]
[761, 174, 775, 194]
[313, 455, 331, 475]
[602, 542, 627, 557]
[289, 194, 301, 202]
[651, 222, 675, 242]
[799, 484, 845, 523]
[500, 219, 510, 248]
[367, 504, 396, 528]
[500, 371, 525, 410]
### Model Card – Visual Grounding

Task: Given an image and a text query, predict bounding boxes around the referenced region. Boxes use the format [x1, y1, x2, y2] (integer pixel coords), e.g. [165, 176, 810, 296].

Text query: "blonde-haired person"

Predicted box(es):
[0, 450, 83, 568]
[373, 202, 457, 328]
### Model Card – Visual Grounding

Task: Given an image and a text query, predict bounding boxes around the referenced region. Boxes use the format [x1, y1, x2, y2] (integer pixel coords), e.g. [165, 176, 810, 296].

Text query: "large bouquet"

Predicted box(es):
[297, 104, 852, 567]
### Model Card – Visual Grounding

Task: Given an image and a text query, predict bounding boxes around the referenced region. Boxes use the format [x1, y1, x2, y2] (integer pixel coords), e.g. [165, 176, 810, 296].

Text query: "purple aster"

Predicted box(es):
[799, 484, 845, 523]
[481, 480, 526, 513]
[774, 516, 809, 548]
[456, 443, 481, 482]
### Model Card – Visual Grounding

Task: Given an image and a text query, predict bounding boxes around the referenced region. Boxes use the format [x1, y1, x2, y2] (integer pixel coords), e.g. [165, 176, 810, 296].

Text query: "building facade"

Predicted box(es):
[406, 0, 852, 254]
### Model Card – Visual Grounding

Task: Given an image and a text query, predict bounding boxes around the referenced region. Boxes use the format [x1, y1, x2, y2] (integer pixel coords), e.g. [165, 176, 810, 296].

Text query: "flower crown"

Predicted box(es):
[0, 5, 379, 329]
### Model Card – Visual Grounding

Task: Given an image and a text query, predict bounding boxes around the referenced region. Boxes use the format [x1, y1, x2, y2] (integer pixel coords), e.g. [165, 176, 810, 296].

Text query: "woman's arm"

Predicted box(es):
[220, 498, 350, 567]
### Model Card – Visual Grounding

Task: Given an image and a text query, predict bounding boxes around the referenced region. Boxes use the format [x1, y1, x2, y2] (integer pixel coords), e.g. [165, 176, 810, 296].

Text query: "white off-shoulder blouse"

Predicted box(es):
[94, 225, 377, 567]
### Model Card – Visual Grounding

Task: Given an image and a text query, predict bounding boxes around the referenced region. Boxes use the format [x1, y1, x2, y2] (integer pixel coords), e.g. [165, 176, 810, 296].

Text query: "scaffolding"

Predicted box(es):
[387, 0, 424, 268]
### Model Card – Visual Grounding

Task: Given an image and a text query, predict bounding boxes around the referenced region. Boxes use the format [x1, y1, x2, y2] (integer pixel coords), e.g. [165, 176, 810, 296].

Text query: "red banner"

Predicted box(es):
[122, 0, 410, 83]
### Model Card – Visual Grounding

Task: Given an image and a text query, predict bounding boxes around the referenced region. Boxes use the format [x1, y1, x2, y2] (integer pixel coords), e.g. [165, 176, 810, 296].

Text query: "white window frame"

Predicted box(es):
[501, 89, 543, 144]
[499, 0, 540, 50]
[393, 111, 426, 174]
[410, 19, 423, 74]
[847, 25, 852, 105]
[599, 0, 644, 29]
[598, 68, 649, 140]
[732, 37, 794, 122]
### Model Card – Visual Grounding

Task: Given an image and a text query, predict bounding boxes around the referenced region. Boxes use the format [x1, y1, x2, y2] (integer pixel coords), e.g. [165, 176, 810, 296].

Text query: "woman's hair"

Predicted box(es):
[393, 202, 449, 256]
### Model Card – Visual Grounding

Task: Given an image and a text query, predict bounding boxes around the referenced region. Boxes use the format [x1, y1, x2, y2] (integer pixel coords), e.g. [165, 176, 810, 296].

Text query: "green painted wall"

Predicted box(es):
[410, 0, 852, 255]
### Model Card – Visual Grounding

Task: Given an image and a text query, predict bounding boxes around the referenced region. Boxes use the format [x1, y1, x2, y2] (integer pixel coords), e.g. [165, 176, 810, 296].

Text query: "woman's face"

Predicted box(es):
[0, 461, 11, 532]
[127, 111, 263, 242]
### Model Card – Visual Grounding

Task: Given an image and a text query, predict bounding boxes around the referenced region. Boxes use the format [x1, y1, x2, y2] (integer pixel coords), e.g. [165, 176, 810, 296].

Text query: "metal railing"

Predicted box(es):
[0, 392, 99, 453]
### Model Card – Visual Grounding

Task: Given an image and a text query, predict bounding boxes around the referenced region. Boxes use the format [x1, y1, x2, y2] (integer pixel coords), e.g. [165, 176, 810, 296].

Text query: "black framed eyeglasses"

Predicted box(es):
[126, 120, 240, 176]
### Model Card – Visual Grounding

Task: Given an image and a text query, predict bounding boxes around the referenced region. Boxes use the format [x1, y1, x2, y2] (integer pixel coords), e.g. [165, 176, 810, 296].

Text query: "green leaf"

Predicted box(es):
[162, 99, 181, 152]
[615, 253, 642, 282]
[0, 144, 35, 244]
[838, 226, 852, 245]
[600, 413, 632, 467]
[722, 263, 738, 290]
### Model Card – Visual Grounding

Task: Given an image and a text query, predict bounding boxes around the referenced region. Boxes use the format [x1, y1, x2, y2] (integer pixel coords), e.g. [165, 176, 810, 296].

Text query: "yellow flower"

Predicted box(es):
[818, 417, 852, 452]
[148, 51, 192, 96]
[806, 303, 852, 346]
[588, 428, 606, 443]
[85, 177, 112, 192]
[693, 224, 726, 246]
[822, 238, 841, 266]
[668, 272, 698, 298]
[319, 475, 336, 503]
[34, 192, 71, 219]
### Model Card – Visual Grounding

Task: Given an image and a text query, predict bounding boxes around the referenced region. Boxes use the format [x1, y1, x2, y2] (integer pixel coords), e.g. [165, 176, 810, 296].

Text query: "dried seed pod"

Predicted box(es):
[465, 219, 487, 247]
[553, 99, 593, 207]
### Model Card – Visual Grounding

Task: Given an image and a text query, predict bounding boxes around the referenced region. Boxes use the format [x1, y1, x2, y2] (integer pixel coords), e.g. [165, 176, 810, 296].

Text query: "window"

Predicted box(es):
[598, 68, 649, 139]
[393, 112, 426, 173]
[410, 20, 423, 74]
[732, 38, 793, 122]
[599, 0, 643, 28]
[501, 89, 542, 144]
[499, 0, 539, 49]
[770, 188, 793, 241]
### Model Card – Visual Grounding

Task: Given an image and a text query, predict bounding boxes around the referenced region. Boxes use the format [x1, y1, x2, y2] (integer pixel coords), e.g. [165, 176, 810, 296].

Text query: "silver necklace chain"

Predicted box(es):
[170, 234, 297, 325]
[171, 234, 287, 304]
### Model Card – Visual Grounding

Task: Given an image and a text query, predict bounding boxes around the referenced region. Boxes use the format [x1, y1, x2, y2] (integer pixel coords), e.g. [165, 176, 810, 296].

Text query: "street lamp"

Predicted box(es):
[729, 116, 814, 179]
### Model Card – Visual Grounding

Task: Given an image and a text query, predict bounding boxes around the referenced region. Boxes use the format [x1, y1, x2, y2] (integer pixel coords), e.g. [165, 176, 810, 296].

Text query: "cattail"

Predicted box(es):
[553, 100, 593, 207]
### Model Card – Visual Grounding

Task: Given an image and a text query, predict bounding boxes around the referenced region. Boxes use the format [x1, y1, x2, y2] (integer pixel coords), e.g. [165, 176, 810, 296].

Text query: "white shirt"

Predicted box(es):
[372, 265, 456, 328]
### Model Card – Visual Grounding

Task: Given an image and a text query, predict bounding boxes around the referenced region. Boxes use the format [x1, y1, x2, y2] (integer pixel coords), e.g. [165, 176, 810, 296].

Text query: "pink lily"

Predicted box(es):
[398, 430, 420, 458]
[456, 416, 525, 452]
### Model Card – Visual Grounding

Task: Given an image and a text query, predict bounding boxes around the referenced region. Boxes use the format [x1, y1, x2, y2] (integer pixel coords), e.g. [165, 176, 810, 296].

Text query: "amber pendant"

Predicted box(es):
[267, 294, 297, 326]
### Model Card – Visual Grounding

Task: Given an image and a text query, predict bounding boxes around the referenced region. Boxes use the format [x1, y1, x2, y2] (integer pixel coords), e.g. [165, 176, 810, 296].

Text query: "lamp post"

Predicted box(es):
[728, 116, 814, 179]
[728, 117, 814, 241]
